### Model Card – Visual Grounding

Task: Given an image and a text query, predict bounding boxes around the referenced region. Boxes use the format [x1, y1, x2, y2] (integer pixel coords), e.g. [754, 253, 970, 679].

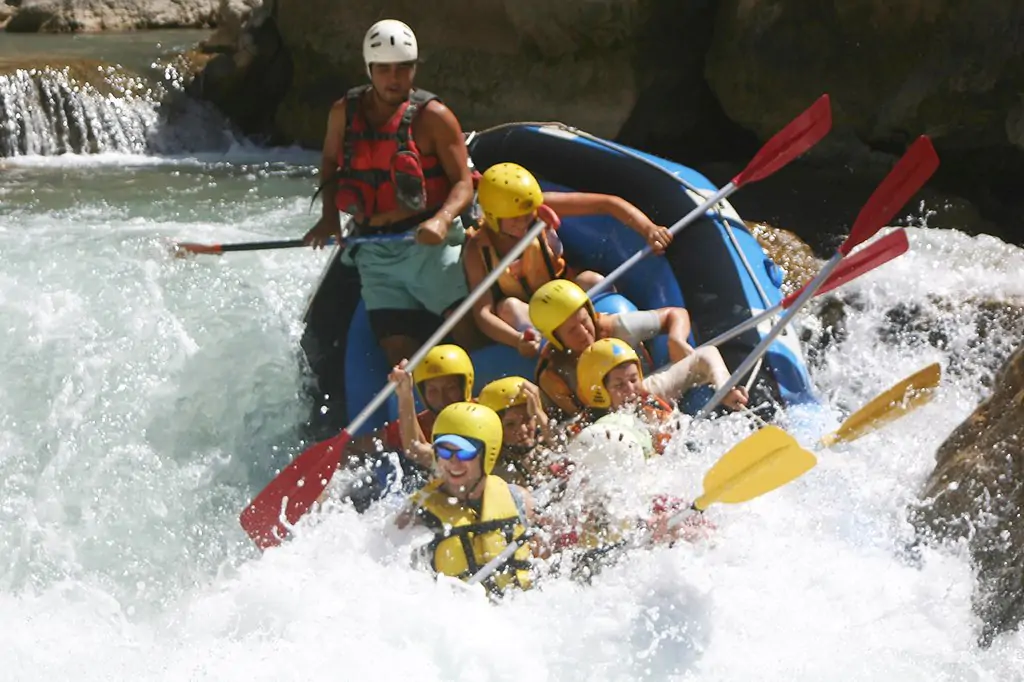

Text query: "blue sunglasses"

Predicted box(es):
[432, 434, 483, 462]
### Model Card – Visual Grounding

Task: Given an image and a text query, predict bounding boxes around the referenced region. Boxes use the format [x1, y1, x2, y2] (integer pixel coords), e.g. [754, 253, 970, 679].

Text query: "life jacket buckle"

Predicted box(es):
[391, 149, 428, 212]
[336, 180, 369, 217]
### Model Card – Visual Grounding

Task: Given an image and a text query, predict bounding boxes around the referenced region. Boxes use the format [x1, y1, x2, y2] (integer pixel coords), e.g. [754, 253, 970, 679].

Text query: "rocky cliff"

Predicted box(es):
[9, 0, 1024, 248]
[178, 0, 1024, 250]
[4, 0, 218, 31]
[912, 342, 1024, 647]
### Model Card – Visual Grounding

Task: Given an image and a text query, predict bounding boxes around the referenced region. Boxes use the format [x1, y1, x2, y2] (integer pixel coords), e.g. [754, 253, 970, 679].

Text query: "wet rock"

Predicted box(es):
[877, 296, 1024, 385]
[746, 221, 850, 367]
[911, 343, 1024, 647]
[183, 0, 289, 140]
[5, 0, 218, 32]
[748, 221, 822, 295]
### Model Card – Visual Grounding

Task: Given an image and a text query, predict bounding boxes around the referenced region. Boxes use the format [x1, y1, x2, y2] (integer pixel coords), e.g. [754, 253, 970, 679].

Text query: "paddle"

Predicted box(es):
[172, 232, 413, 257]
[239, 207, 560, 549]
[587, 94, 833, 298]
[698, 135, 939, 416]
[699, 228, 909, 349]
[819, 362, 942, 448]
[467, 425, 816, 586]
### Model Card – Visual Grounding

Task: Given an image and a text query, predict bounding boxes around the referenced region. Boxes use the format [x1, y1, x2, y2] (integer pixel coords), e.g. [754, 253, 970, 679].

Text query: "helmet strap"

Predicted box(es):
[444, 472, 486, 502]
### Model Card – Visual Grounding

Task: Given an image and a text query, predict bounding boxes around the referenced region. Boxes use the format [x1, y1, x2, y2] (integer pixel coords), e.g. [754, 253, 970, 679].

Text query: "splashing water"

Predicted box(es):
[0, 31, 238, 157]
[2, 144, 1022, 680]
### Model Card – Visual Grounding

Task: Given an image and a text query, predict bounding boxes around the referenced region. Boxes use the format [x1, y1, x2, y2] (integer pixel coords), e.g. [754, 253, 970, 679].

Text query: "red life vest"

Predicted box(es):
[334, 85, 452, 222]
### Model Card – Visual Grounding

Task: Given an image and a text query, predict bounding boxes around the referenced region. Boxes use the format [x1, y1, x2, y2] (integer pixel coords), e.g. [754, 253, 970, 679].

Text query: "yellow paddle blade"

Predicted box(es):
[694, 426, 817, 510]
[819, 362, 942, 448]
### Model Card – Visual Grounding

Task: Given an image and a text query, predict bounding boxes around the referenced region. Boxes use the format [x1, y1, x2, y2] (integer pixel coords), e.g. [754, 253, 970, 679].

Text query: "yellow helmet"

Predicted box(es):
[431, 402, 504, 475]
[477, 376, 530, 414]
[576, 338, 642, 408]
[478, 162, 544, 231]
[412, 344, 474, 403]
[528, 279, 595, 351]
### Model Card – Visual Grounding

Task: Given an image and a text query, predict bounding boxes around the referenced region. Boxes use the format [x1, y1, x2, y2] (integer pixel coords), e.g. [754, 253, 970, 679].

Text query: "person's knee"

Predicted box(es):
[575, 270, 607, 291]
[495, 297, 531, 330]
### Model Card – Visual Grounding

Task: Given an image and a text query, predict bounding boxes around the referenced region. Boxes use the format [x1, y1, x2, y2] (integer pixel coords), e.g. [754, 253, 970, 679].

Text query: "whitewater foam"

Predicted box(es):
[2, 149, 1023, 680]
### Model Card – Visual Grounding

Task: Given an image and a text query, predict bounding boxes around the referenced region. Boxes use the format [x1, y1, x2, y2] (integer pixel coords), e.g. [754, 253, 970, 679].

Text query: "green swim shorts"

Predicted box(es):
[344, 217, 469, 330]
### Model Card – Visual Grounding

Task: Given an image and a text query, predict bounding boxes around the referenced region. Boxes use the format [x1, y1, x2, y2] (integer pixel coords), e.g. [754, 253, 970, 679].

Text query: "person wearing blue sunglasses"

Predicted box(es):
[400, 401, 537, 594]
[337, 344, 475, 513]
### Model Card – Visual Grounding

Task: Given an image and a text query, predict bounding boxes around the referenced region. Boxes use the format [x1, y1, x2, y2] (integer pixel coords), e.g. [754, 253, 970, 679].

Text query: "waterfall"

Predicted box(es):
[0, 59, 239, 156]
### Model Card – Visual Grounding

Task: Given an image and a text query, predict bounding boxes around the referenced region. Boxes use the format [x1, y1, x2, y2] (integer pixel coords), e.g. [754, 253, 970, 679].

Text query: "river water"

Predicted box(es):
[1, 30, 1023, 682]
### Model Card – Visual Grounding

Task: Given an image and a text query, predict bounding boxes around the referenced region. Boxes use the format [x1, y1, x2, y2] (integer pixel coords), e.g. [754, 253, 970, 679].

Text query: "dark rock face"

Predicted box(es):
[912, 343, 1024, 647]
[181, 0, 1024, 250]
[185, 0, 291, 140]
[10, 0, 1024, 248]
[703, 0, 1024, 249]
[5, 0, 218, 31]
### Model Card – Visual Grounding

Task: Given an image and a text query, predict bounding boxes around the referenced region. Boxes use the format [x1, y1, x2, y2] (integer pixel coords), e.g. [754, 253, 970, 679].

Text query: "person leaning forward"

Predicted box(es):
[304, 19, 484, 366]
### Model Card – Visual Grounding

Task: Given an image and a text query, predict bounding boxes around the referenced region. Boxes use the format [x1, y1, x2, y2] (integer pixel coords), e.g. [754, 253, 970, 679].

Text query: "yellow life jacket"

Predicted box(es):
[419, 475, 533, 594]
[479, 222, 566, 302]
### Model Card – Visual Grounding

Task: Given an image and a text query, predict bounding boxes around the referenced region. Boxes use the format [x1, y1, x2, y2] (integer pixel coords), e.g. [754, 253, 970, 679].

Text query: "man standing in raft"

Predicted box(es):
[304, 19, 482, 366]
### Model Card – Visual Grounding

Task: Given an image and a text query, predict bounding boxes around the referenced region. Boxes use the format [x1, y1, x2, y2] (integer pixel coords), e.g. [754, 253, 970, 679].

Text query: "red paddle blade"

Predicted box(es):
[782, 228, 909, 308]
[173, 242, 223, 257]
[732, 94, 833, 187]
[841, 136, 938, 255]
[239, 431, 350, 549]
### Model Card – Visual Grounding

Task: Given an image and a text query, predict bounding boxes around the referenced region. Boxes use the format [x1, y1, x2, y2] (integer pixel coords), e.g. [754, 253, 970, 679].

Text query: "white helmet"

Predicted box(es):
[363, 19, 418, 68]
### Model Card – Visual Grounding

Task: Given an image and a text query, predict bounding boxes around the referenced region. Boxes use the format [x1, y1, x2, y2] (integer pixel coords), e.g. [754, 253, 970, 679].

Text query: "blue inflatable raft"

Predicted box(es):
[299, 123, 819, 439]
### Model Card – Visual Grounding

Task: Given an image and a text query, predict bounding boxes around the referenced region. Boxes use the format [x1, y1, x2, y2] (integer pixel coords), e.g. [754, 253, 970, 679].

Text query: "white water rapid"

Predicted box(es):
[2, 32, 1023, 682]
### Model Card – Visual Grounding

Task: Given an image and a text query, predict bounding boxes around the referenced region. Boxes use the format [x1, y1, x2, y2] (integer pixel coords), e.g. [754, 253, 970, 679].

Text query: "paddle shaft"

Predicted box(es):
[220, 239, 307, 252]
[697, 250, 844, 417]
[188, 233, 413, 254]
[587, 95, 832, 298]
[697, 227, 909, 349]
[587, 182, 736, 298]
[466, 476, 565, 586]
[344, 216, 552, 438]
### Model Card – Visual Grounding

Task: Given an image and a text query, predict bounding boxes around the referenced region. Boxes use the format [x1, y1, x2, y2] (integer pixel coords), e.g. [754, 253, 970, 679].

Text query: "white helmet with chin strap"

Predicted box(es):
[363, 19, 418, 76]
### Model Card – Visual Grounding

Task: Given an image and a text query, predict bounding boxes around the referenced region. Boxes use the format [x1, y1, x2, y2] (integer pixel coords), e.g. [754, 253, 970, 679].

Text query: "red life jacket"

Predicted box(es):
[334, 85, 452, 223]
